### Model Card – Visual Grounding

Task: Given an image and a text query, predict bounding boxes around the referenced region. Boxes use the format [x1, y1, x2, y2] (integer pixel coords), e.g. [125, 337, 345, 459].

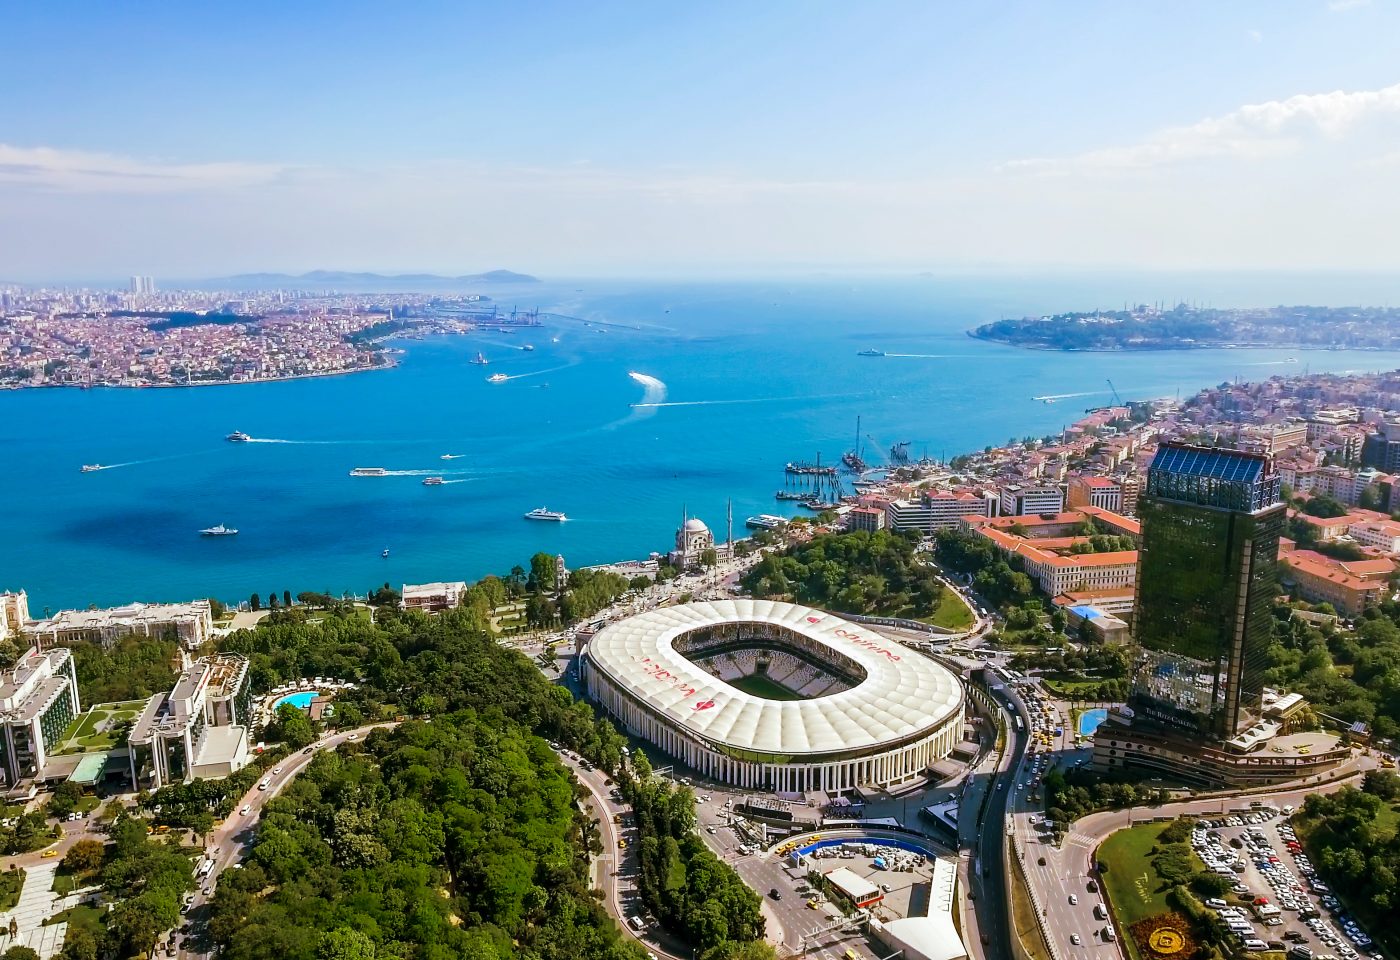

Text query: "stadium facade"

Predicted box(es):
[583, 599, 965, 793]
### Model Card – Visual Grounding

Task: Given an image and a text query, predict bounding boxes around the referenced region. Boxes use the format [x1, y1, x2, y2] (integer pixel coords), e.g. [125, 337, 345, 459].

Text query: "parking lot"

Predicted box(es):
[1190, 806, 1382, 960]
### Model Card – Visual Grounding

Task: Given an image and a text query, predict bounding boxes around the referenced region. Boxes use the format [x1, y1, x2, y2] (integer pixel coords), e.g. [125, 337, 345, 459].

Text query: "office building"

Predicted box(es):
[1129, 443, 1286, 739]
[128, 654, 252, 789]
[884, 490, 996, 534]
[999, 483, 1065, 516]
[1362, 419, 1400, 473]
[129, 276, 155, 295]
[1066, 475, 1123, 513]
[0, 646, 81, 786]
[846, 506, 886, 533]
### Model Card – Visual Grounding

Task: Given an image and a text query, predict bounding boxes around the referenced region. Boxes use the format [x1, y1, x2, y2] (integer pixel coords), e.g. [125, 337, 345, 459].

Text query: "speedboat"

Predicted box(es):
[200, 524, 238, 536]
[488, 373, 509, 383]
[80, 464, 103, 473]
[381, 547, 390, 558]
[226, 431, 252, 442]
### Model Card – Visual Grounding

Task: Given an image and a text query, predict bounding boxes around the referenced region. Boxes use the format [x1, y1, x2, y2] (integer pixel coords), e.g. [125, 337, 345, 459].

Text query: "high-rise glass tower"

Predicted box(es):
[1130, 442, 1285, 740]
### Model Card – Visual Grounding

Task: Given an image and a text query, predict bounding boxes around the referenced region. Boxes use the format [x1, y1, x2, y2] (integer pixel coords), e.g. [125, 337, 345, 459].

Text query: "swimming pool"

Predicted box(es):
[272, 691, 317, 712]
[1077, 708, 1108, 737]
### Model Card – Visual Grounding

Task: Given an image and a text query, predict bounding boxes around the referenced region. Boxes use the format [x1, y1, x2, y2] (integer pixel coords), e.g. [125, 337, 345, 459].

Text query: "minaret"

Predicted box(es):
[726, 498, 733, 549]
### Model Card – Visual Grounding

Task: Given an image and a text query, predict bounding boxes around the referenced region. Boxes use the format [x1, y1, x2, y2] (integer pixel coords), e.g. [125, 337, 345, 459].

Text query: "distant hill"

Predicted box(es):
[194, 269, 540, 291]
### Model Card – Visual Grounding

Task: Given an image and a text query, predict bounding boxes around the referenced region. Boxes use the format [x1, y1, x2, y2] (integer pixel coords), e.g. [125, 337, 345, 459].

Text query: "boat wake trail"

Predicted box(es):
[632, 395, 823, 409]
[883, 353, 975, 359]
[246, 437, 375, 445]
[381, 469, 474, 477]
[1242, 359, 1300, 366]
[502, 364, 573, 382]
[1031, 390, 1104, 401]
[628, 371, 667, 402]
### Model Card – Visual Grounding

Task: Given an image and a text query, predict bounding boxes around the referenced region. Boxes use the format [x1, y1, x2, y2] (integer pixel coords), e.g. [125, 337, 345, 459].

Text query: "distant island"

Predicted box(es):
[970, 304, 1400, 351]
[194, 269, 540, 292]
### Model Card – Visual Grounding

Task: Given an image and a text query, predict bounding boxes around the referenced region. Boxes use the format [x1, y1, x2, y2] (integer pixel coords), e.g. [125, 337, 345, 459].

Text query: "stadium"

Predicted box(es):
[583, 599, 965, 793]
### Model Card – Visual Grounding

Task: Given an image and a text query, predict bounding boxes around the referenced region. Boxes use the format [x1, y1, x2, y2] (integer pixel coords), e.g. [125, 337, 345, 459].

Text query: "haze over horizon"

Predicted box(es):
[5, 1, 1400, 282]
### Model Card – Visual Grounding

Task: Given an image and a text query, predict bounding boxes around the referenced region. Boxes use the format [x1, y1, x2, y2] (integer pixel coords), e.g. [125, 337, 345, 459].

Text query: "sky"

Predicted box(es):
[3, 1, 1400, 282]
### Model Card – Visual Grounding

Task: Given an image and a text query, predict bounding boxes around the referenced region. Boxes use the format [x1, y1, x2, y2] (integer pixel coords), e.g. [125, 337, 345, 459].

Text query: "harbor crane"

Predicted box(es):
[1106, 378, 1124, 406]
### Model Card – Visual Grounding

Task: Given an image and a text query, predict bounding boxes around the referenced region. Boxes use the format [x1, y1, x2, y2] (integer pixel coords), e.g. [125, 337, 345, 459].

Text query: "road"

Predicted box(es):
[173, 722, 398, 959]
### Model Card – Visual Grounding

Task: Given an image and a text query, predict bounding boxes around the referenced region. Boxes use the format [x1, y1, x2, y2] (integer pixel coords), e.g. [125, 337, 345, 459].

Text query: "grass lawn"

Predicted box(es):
[74, 795, 101, 814]
[1098, 820, 1203, 927]
[728, 674, 805, 701]
[45, 903, 103, 939]
[925, 589, 974, 630]
[0, 868, 24, 912]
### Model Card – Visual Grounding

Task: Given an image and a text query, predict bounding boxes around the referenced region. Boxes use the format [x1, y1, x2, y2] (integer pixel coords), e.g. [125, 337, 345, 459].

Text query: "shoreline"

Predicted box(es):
[1, 356, 400, 392]
[965, 330, 1395, 353]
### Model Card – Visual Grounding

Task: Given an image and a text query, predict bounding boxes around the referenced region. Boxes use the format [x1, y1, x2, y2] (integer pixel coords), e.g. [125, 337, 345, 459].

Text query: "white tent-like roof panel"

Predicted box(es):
[587, 599, 964, 758]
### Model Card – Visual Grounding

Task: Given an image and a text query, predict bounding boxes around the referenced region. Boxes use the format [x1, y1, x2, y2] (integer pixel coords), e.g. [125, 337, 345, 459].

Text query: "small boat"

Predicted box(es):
[422, 476, 445, 486]
[80, 464, 103, 473]
[200, 524, 238, 536]
[226, 431, 252, 442]
[857, 349, 885, 357]
[381, 547, 390, 558]
[522, 344, 535, 351]
[469, 352, 488, 365]
[551, 337, 560, 343]
[524, 506, 568, 522]
[488, 373, 509, 383]
[440, 453, 463, 460]
[775, 490, 807, 501]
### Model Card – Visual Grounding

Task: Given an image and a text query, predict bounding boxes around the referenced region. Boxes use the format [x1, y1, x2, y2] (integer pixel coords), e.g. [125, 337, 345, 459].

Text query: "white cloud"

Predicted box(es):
[1004, 81, 1400, 174]
[0, 143, 289, 193]
[1247, 28, 1264, 43]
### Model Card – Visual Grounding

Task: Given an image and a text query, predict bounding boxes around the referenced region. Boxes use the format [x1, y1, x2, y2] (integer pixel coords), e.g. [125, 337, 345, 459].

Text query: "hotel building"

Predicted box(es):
[128, 654, 252, 789]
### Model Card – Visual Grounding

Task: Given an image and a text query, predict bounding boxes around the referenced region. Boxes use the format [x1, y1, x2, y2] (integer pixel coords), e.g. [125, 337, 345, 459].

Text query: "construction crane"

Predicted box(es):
[1106, 378, 1124, 406]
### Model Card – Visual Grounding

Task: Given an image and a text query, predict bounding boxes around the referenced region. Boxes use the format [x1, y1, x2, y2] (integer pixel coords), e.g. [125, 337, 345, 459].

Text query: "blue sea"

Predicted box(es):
[9, 274, 1400, 611]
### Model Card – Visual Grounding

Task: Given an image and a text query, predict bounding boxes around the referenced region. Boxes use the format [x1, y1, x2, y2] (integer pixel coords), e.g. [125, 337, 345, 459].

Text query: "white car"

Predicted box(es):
[1070, 934, 1082, 946]
[240, 805, 251, 816]
[1069, 895, 1079, 905]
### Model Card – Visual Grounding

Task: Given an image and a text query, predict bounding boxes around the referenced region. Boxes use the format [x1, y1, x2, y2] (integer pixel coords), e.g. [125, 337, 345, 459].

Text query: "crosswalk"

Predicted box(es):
[1065, 831, 1097, 850]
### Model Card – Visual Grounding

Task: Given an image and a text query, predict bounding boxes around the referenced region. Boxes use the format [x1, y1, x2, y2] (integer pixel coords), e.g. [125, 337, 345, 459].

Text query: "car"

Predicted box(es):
[1070, 935, 1081, 945]
[1070, 895, 1079, 905]
[347, 733, 359, 741]
[769, 888, 782, 901]
[41, 849, 58, 858]
[202, 886, 212, 896]
[705, 826, 716, 834]
[240, 805, 251, 816]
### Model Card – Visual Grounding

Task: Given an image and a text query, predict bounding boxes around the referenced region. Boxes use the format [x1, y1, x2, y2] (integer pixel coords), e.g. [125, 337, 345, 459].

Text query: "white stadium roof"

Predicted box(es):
[586, 599, 963, 759]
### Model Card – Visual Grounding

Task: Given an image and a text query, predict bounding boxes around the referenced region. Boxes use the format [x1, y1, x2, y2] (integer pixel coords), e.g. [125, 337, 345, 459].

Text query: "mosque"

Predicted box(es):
[666, 507, 732, 569]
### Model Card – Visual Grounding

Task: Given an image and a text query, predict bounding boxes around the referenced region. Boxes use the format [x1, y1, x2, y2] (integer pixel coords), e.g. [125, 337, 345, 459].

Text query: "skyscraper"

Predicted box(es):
[1129, 442, 1285, 740]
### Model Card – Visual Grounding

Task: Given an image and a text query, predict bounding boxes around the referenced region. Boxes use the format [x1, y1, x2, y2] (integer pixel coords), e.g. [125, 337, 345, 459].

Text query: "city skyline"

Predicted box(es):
[3, 2, 1400, 280]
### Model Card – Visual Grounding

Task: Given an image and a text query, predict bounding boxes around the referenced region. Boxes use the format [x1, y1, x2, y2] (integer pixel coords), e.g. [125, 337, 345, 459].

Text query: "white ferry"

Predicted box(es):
[524, 507, 568, 522]
[745, 514, 788, 531]
[422, 476, 445, 486]
[226, 431, 252, 442]
[349, 467, 389, 477]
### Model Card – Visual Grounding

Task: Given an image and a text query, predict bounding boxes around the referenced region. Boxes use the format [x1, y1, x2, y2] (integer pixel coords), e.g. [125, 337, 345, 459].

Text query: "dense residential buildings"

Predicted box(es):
[128, 653, 252, 789]
[0, 646, 80, 786]
[24, 599, 214, 650]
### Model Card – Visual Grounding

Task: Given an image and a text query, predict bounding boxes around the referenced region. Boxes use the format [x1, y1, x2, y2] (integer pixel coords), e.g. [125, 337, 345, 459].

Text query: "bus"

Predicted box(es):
[1015, 716, 1025, 732]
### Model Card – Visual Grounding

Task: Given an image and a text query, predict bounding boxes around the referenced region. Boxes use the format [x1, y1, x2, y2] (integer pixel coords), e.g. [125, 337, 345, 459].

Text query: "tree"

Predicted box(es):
[46, 781, 83, 819]
[283, 590, 293, 608]
[61, 838, 105, 874]
[249, 592, 261, 611]
[528, 552, 557, 594]
[268, 591, 280, 609]
[3, 947, 41, 960]
[267, 703, 316, 750]
[1050, 608, 1068, 634]
[207, 597, 227, 619]
[699, 547, 718, 569]
[1303, 494, 1348, 518]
